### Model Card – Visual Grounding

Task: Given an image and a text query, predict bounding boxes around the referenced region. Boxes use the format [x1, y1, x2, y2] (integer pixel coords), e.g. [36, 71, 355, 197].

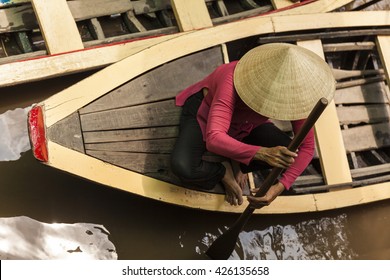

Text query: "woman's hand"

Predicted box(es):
[254, 146, 297, 168]
[247, 182, 285, 209]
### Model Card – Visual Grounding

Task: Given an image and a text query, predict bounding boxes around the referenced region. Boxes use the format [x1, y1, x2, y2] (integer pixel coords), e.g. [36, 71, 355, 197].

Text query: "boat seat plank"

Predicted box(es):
[83, 126, 179, 144]
[342, 122, 390, 153]
[0, 4, 37, 33]
[297, 39, 352, 185]
[171, 0, 212, 31]
[85, 138, 176, 154]
[67, 0, 133, 22]
[334, 81, 388, 104]
[47, 112, 85, 154]
[80, 99, 181, 132]
[80, 46, 224, 114]
[337, 104, 390, 125]
[31, 0, 84, 54]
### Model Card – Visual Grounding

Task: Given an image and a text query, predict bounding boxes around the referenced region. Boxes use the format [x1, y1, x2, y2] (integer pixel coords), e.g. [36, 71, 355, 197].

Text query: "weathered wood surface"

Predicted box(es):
[47, 112, 85, 154]
[83, 126, 179, 144]
[81, 99, 180, 131]
[85, 150, 175, 182]
[80, 46, 223, 114]
[172, 0, 212, 31]
[67, 0, 133, 21]
[85, 138, 176, 153]
[323, 42, 376, 52]
[76, 46, 224, 185]
[342, 123, 390, 153]
[337, 104, 390, 125]
[298, 39, 352, 185]
[31, 0, 83, 54]
[332, 68, 384, 80]
[335, 81, 388, 104]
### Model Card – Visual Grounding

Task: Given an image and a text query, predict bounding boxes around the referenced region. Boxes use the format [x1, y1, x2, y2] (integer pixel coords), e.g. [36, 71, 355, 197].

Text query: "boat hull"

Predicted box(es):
[28, 11, 390, 214]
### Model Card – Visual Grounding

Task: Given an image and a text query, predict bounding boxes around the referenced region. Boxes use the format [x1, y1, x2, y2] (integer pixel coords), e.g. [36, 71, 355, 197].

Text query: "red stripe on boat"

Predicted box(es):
[28, 106, 48, 162]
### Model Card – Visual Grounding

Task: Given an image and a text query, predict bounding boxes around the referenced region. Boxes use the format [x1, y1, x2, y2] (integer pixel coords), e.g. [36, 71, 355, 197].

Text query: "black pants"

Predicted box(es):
[170, 91, 291, 190]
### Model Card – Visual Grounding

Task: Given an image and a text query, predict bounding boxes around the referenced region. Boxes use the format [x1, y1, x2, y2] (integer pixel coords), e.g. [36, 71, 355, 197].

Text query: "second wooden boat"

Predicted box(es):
[28, 11, 390, 214]
[0, 0, 353, 87]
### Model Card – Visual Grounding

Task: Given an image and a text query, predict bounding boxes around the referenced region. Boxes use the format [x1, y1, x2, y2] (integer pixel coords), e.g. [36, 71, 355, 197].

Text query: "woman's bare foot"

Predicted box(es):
[230, 160, 248, 190]
[221, 161, 243, 206]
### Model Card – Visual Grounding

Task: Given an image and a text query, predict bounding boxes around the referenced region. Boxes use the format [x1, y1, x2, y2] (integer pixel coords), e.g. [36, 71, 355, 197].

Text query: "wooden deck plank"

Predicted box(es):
[80, 47, 224, 114]
[342, 122, 390, 153]
[85, 150, 174, 181]
[171, 0, 212, 31]
[31, 0, 83, 54]
[337, 104, 390, 125]
[80, 99, 181, 132]
[83, 126, 179, 144]
[67, 0, 133, 21]
[0, 4, 37, 33]
[47, 112, 85, 154]
[297, 39, 352, 185]
[85, 138, 176, 154]
[334, 82, 387, 104]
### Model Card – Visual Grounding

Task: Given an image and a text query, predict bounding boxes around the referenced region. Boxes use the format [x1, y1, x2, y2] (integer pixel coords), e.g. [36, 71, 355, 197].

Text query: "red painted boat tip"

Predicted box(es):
[28, 106, 48, 162]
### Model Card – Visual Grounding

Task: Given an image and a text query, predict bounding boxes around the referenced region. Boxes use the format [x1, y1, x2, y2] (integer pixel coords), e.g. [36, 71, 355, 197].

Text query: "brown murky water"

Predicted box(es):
[1, 72, 390, 260]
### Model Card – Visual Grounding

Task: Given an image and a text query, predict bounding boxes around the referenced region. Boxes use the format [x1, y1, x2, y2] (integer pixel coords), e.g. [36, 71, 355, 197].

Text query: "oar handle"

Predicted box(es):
[254, 97, 329, 198]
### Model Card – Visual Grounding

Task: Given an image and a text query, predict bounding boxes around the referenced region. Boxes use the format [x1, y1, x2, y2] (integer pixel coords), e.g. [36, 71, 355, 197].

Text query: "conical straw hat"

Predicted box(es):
[234, 43, 336, 120]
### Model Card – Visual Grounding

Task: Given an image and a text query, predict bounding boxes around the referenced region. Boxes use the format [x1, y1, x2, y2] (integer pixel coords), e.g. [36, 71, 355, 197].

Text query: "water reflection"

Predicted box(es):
[198, 214, 357, 260]
[0, 216, 117, 260]
[0, 106, 32, 161]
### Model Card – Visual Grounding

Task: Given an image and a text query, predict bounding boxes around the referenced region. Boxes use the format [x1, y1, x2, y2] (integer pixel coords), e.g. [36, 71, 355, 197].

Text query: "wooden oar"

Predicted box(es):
[206, 97, 329, 260]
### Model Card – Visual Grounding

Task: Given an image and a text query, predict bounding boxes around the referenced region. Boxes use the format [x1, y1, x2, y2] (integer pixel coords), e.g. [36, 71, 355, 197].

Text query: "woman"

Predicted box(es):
[171, 43, 335, 208]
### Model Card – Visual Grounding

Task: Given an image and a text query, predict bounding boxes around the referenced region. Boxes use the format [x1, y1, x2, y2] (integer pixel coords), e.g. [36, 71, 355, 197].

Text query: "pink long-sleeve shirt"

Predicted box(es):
[176, 61, 315, 190]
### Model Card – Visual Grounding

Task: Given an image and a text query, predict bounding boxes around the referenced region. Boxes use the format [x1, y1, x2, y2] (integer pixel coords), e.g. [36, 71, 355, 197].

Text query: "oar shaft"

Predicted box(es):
[254, 97, 329, 198]
[227, 98, 329, 238]
[206, 98, 329, 260]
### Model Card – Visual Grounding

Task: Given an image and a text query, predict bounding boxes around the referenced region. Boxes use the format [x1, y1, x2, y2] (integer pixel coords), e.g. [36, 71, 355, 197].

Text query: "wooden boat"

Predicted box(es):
[28, 11, 390, 214]
[0, 0, 354, 88]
